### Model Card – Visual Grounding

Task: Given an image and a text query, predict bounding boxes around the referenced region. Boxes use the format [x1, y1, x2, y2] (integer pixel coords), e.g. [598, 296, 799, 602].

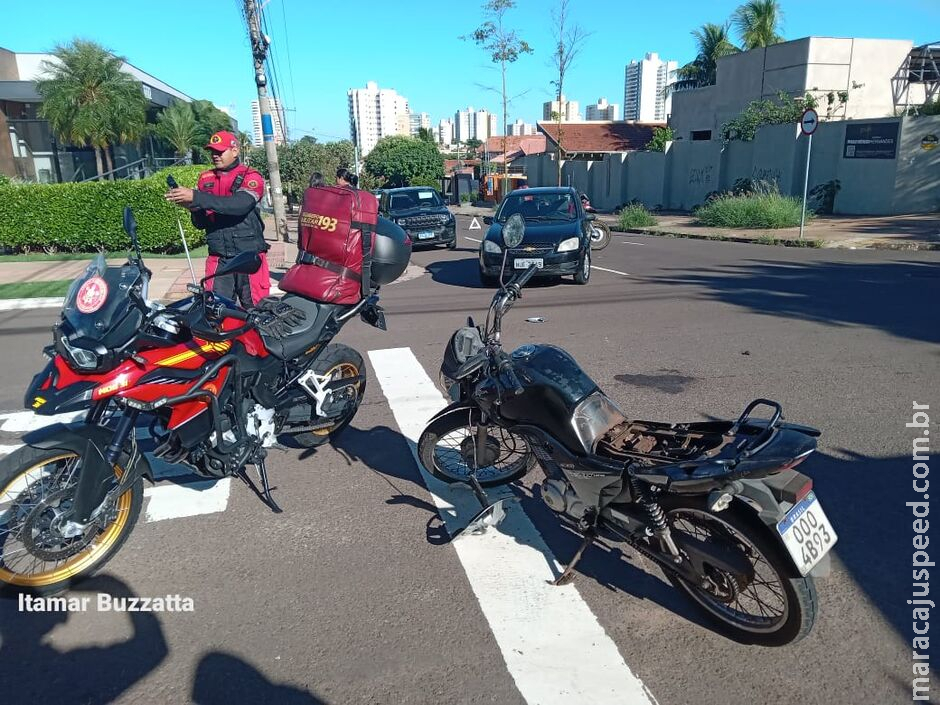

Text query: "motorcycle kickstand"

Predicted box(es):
[466, 470, 490, 510]
[550, 528, 596, 586]
[237, 458, 283, 514]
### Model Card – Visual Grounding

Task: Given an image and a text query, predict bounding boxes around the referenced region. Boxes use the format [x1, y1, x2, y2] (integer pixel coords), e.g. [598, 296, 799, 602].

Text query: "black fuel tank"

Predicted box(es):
[498, 344, 599, 452]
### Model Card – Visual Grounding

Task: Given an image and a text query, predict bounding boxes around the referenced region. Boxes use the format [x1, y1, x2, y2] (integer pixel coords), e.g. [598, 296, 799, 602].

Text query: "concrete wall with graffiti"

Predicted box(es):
[518, 115, 940, 215]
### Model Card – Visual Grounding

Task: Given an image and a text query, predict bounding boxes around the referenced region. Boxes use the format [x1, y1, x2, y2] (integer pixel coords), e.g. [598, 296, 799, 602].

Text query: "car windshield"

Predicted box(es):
[496, 193, 577, 222]
[388, 190, 443, 210]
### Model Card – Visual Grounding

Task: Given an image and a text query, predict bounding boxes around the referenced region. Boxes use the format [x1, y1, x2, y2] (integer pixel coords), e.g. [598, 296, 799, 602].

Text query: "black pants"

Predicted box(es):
[211, 271, 253, 308]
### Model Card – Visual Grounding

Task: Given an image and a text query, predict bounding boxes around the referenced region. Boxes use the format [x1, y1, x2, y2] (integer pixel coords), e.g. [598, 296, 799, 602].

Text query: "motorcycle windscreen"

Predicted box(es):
[62, 256, 144, 348]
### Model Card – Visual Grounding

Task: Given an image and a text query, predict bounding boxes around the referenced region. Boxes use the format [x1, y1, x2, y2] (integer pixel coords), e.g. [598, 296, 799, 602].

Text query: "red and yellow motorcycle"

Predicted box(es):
[0, 208, 390, 594]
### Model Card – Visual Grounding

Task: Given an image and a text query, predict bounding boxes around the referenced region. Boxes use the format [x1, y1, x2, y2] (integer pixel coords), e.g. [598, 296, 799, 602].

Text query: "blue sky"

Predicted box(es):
[3, 0, 938, 142]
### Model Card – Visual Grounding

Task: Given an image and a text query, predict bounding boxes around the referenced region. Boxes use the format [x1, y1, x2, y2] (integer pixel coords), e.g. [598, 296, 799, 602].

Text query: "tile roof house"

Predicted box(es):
[537, 121, 664, 159]
[479, 134, 548, 164]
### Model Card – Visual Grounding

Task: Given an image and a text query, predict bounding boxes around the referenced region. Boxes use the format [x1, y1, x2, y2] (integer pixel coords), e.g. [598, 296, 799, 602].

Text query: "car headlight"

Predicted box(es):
[483, 240, 502, 254]
[557, 237, 580, 253]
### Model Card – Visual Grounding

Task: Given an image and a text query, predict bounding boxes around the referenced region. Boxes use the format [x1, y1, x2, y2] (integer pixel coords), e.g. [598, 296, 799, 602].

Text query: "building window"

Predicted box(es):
[691, 130, 712, 141]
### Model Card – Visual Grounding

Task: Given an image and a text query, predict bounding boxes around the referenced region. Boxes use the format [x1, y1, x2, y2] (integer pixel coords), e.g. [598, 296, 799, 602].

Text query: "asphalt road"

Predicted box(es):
[1, 214, 938, 705]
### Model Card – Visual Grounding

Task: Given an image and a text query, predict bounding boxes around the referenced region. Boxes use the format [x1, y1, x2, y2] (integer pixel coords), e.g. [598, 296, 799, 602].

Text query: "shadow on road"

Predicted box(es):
[0, 575, 168, 704]
[653, 258, 940, 344]
[193, 651, 328, 705]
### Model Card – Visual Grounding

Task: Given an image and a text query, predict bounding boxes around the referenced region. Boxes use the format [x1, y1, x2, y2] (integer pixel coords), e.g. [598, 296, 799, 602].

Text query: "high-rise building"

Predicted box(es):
[347, 81, 411, 157]
[623, 52, 677, 122]
[438, 118, 454, 146]
[453, 106, 498, 143]
[585, 97, 620, 121]
[542, 95, 581, 121]
[508, 119, 536, 136]
[250, 98, 286, 147]
[409, 112, 431, 136]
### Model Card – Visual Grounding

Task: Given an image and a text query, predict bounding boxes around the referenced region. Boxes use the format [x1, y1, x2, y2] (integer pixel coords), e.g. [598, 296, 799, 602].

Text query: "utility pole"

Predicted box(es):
[244, 0, 290, 243]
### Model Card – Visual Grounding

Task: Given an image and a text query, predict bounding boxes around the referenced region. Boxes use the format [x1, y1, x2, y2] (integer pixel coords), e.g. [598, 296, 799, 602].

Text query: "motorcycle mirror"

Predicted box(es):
[200, 252, 262, 286]
[503, 213, 524, 249]
[123, 206, 138, 240]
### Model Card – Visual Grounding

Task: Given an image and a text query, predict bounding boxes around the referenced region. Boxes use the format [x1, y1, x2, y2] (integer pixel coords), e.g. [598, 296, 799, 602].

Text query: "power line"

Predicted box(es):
[279, 0, 298, 141]
[259, 3, 289, 141]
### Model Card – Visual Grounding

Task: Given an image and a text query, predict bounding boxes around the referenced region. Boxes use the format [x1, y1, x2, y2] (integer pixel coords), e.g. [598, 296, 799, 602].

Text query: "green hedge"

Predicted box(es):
[0, 165, 207, 254]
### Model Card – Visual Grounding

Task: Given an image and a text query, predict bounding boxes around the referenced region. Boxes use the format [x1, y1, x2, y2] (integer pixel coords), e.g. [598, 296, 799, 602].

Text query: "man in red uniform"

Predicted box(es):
[165, 131, 270, 306]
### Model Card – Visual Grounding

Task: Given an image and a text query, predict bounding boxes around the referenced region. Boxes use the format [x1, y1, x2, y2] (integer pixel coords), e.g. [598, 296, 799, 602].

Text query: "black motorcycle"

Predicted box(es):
[417, 215, 837, 646]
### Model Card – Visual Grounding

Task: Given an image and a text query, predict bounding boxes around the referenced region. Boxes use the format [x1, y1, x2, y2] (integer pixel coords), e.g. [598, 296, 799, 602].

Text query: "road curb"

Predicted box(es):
[609, 225, 940, 251]
[0, 297, 64, 310]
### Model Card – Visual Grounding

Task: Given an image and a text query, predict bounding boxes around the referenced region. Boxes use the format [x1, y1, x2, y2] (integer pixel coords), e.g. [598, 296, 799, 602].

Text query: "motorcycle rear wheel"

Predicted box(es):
[589, 222, 611, 251]
[656, 495, 817, 646]
[291, 344, 367, 448]
[418, 414, 534, 487]
[0, 446, 142, 595]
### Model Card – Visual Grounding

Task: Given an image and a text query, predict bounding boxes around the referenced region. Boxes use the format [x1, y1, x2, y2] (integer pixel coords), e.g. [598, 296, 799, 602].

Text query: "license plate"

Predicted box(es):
[417, 231, 435, 240]
[776, 491, 838, 575]
[514, 258, 544, 269]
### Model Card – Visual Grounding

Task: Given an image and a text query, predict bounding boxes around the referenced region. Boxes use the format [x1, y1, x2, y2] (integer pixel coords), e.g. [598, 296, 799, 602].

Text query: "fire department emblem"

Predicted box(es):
[76, 276, 108, 314]
[210, 134, 223, 145]
[247, 179, 258, 188]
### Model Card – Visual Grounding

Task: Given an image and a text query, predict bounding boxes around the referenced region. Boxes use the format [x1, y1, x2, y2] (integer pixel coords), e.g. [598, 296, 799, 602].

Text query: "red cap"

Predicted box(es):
[206, 131, 238, 152]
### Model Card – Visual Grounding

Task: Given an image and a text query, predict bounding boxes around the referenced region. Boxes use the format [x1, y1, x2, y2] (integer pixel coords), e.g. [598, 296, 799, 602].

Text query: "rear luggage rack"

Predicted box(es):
[730, 399, 783, 458]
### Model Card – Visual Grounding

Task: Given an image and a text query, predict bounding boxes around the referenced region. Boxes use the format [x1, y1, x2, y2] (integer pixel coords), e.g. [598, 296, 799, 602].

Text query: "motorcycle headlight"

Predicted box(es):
[60, 338, 99, 370]
[483, 240, 502, 254]
[557, 237, 580, 253]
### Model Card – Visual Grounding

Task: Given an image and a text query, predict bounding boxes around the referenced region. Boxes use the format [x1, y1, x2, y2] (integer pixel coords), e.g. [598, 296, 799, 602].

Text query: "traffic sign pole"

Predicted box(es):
[798, 108, 819, 241]
[800, 132, 813, 241]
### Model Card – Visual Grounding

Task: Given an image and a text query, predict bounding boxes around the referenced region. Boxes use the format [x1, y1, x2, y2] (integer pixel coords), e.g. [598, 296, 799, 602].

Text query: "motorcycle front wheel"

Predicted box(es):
[0, 445, 143, 595]
[658, 495, 818, 647]
[418, 412, 535, 487]
[589, 221, 611, 250]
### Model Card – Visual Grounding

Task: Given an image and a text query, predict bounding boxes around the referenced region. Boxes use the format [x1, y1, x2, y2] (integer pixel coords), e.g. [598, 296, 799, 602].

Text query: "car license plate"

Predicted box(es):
[776, 491, 837, 576]
[417, 231, 435, 240]
[514, 258, 543, 269]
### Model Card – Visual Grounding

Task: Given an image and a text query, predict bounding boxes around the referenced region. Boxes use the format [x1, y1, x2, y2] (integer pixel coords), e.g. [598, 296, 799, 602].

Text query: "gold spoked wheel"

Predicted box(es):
[0, 447, 142, 592]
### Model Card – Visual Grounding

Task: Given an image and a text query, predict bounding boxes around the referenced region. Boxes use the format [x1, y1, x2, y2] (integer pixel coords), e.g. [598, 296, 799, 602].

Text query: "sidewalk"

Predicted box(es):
[607, 211, 940, 250]
[454, 204, 940, 251]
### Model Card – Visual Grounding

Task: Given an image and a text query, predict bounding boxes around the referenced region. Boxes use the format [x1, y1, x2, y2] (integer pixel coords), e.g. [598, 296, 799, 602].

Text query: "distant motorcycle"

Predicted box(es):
[417, 214, 836, 646]
[580, 193, 611, 250]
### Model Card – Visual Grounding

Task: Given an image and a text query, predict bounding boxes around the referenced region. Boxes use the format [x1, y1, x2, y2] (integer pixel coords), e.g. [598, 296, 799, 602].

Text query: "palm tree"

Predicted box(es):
[733, 0, 784, 50]
[676, 23, 739, 88]
[36, 39, 147, 179]
[153, 100, 199, 159]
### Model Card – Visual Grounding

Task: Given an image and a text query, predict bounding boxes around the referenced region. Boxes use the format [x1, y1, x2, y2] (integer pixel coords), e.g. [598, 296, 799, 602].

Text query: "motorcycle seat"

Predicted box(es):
[260, 294, 351, 360]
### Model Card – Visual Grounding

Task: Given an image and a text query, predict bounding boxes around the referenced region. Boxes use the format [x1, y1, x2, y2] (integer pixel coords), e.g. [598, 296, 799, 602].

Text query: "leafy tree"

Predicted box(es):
[189, 100, 234, 164]
[153, 100, 199, 157]
[720, 91, 818, 142]
[465, 137, 483, 151]
[550, 0, 590, 185]
[416, 127, 436, 143]
[733, 0, 784, 50]
[464, 0, 532, 177]
[645, 126, 675, 152]
[238, 130, 255, 150]
[675, 23, 739, 88]
[36, 39, 147, 180]
[248, 139, 356, 206]
[364, 135, 444, 188]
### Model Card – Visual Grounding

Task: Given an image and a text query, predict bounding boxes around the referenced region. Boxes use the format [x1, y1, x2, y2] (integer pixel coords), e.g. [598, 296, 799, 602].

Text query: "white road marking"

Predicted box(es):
[143, 479, 231, 522]
[368, 347, 655, 705]
[592, 265, 631, 277]
[0, 411, 230, 524]
[0, 410, 83, 433]
[465, 236, 481, 243]
[619, 240, 646, 246]
[0, 297, 64, 311]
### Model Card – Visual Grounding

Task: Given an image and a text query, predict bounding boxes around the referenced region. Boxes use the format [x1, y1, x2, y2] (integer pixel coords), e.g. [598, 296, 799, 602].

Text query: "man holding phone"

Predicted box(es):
[165, 131, 270, 306]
